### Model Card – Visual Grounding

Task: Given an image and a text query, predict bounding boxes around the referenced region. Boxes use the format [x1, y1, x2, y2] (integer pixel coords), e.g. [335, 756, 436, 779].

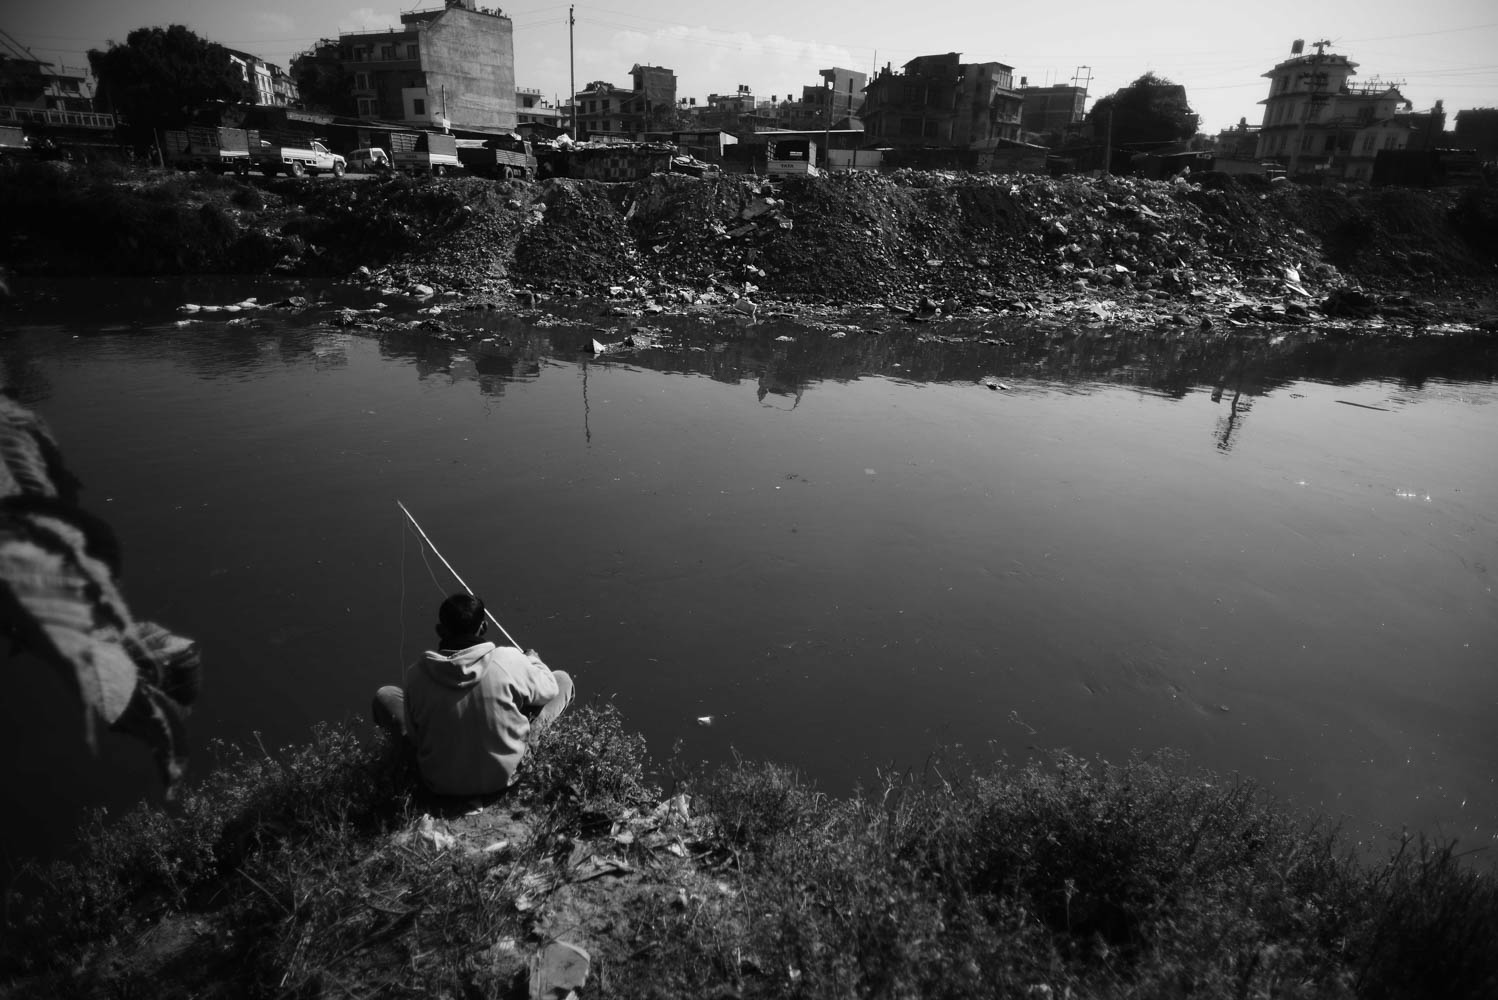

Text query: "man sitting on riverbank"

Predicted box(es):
[373, 593, 573, 797]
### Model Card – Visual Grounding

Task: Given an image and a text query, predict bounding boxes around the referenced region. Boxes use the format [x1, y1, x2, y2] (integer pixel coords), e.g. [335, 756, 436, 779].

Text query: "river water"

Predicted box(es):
[2, 278, 1495, 868]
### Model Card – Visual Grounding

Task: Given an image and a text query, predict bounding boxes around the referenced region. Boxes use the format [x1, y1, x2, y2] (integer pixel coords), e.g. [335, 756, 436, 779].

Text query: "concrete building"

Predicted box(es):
[0, 53, 95, 114]
[516, 87, 562, 129]
[1255, 39, 1419, 181]
[1019, 83, 1086, 136]
[573, 65, 678, 139]
[0, 53, 115, 131]
[862, 53, 1023, 148]
[227, 50, 298, 108]
[340, 0, 515, 131]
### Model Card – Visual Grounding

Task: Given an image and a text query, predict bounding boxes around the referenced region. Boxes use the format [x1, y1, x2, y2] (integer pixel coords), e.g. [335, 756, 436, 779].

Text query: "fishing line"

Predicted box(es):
[399, 515, 407, 674]
[396, 500, 522, 648]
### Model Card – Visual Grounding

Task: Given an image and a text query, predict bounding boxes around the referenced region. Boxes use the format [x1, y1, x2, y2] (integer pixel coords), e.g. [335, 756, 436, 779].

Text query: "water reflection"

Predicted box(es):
[2, 280, 1495, 872]
[363, 312, 1497, 459]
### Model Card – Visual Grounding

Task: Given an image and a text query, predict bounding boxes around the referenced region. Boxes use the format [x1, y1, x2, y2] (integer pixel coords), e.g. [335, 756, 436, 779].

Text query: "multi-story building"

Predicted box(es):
[0, 53, 114, 131]
[805, 67, 867, 125]
[574, 80, 630, 139]
[1019, 83, 1086, 136]
[862, 53, 1023, 148]
[515, 87, 563, 130]
[227, 50, 299, 108]
[0, 54, 95, 114]
[1255, 39, 1420, 181]
[573, 65, 678, 139]
[339, 0, 515, 130]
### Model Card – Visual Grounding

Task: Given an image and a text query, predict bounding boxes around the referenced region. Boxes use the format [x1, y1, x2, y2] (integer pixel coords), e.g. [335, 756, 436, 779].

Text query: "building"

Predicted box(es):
[574, 80, 629, 139]
[862, 53, 1023, 148]
[227, 50, 298, 108]
[1255, 39, 1421, 181]
[1019, 83, 1086, 136]
[573, 65, 678, 140]
[515, 87, 562, 129]
[0, 52, 115, 133]
[339, 0, 515, 131]
[805, 67, 866, 125]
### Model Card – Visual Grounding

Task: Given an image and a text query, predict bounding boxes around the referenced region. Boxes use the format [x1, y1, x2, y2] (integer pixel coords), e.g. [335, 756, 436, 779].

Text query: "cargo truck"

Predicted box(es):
[391, 131, 461, 175]
[0, 124, 30, 160]
[162, 126, 260, 174]
[455, 135, 536, 179]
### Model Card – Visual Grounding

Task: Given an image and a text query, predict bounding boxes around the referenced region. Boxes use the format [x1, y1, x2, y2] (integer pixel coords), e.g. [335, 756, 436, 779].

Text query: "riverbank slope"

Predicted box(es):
[3, 707, 1496, 999]
[3, 161, 1495, 332]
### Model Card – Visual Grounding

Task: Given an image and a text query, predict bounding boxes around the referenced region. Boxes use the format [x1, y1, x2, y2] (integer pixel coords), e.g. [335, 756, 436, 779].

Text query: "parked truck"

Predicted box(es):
[162, 126, 260, 174]
[391, 131, 461, 175]
[0, 124, 30, 160]
[251, 132, 345, 177]
[455, 135, 536, 179]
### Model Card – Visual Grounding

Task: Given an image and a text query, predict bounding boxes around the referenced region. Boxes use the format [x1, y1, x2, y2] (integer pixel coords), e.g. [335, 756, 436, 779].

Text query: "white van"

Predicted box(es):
[347, 147, 392, 174]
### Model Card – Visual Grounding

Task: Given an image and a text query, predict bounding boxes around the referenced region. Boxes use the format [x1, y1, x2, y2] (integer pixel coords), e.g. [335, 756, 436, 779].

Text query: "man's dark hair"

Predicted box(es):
[438, 593, 487, 636]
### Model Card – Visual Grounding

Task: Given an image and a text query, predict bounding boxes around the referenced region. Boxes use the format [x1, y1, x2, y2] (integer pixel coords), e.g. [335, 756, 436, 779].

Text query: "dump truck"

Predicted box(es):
[455, 135, 536, 179]
[162, 126, 260, 174]
[391, 131, 460, 175]
[251, 132, 345, 177]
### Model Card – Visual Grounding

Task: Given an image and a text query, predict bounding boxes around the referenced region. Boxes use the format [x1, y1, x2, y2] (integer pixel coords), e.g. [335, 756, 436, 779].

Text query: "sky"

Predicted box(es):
[5, 0, 1496, 134]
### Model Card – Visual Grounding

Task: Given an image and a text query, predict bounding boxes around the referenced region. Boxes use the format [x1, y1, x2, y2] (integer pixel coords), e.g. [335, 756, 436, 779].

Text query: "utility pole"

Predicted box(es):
[568, 5, 576, 140]
[822, 79, 833, 173]
[1102, 108, 1112, 175]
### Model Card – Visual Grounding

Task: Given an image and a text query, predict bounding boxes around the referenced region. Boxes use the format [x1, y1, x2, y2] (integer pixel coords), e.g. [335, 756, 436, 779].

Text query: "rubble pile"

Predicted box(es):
[512, 179, 637, 294]
[3, 161, 1494, 330]
[354, 169, 1494, 328]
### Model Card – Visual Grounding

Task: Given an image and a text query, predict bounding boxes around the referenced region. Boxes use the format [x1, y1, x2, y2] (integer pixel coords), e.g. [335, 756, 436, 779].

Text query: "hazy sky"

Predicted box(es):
[5, 0, 1496, 133]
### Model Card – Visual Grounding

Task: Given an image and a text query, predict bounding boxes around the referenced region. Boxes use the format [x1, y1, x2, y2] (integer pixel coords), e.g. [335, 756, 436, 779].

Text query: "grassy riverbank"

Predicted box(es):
[3, 705, 1495, 998]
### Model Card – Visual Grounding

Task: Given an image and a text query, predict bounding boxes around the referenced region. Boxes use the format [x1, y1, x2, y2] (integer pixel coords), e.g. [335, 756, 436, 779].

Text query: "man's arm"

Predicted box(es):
[515, 648, 560, 710]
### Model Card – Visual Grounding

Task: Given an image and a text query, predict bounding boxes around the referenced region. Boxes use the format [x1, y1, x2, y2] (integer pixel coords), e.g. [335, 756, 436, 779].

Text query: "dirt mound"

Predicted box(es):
[2, 162, 1495, 326]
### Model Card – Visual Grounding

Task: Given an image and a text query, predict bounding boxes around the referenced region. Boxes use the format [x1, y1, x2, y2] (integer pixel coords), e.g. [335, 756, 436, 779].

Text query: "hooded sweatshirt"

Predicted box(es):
[402, 642, 561, 796]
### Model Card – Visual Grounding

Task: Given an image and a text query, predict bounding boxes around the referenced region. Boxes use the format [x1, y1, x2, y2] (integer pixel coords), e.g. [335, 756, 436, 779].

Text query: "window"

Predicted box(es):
[355, 72, 370, 90]
[381, 45, 395, 60]
[413, 98, 425, 116]
[353, 48, 364, 61]
[358, 97, 376, 116]
[1301, 134, 1313, 151]
[406, 43, 418, 59]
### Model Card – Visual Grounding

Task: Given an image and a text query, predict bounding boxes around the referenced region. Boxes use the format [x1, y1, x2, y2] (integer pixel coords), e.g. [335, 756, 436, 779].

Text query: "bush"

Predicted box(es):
[3, 721, 405, 969]
[517, 702, 657, 808]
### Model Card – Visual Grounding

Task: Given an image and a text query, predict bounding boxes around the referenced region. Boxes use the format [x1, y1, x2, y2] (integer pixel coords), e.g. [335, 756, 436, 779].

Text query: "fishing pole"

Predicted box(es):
[396, 499, 522, 649]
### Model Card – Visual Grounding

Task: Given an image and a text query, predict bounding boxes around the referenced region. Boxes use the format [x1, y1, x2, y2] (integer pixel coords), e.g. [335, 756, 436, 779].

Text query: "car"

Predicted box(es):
[347, 147, 392, 174]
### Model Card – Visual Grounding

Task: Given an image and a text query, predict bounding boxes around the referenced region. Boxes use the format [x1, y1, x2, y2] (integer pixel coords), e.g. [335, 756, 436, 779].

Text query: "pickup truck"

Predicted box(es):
[163, 126, 259, 174]
[455, 136, 536, 179]
[391, 131, 461, 176]
[251, 134, 346, 177]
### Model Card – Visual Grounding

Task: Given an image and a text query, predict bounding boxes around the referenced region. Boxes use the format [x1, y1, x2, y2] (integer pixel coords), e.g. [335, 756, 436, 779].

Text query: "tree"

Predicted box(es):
[88, 25, 251, 140]
[1086, 72, 1200, 154]
[290, 39, 355, 117]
